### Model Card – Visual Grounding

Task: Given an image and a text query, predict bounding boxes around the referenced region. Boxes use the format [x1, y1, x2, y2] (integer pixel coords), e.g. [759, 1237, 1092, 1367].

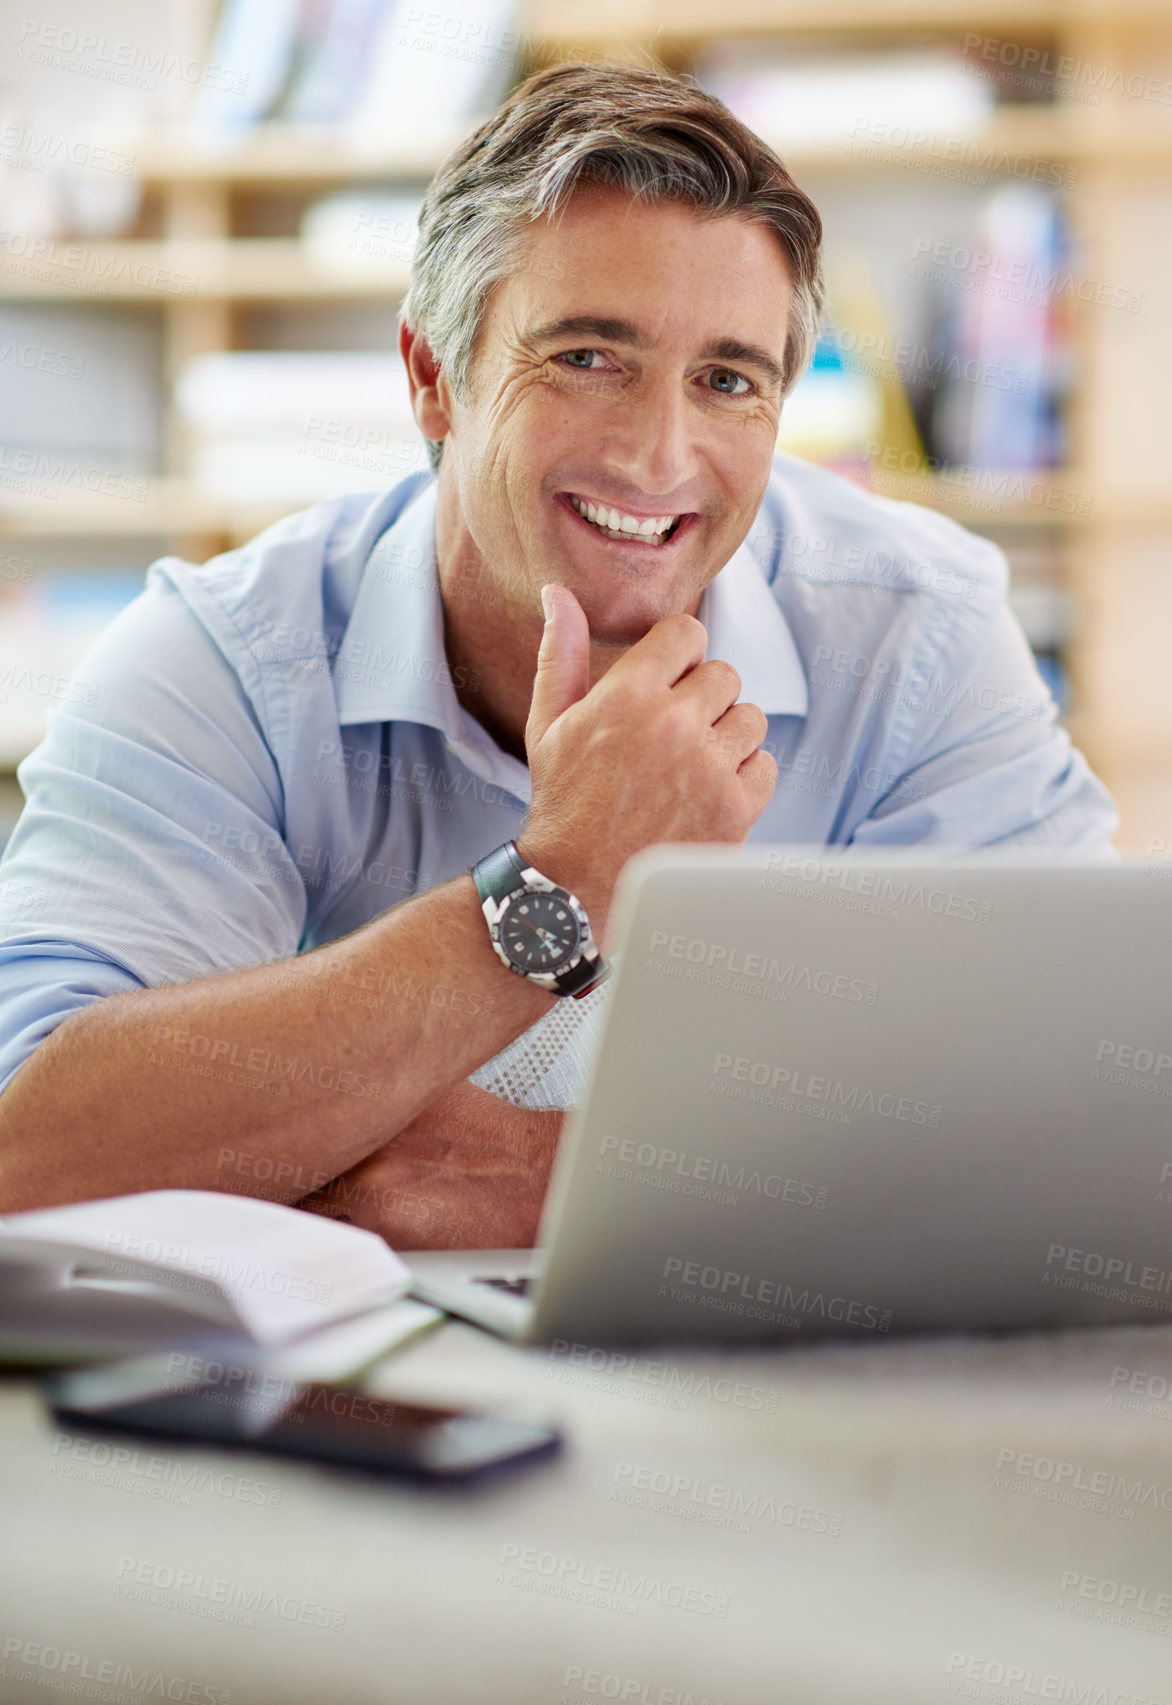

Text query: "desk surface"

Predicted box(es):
[4, 1316, 1172, 1704]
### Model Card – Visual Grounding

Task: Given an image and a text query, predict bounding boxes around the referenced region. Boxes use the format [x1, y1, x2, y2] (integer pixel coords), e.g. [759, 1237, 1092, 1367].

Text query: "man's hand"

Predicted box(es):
[518, 583, 777, 942]
[296, 1079, 566, 1249]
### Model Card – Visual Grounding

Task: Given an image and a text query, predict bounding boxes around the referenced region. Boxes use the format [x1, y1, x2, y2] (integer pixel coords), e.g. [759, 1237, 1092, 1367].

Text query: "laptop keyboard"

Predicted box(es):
[475, 1276, 533, 1298]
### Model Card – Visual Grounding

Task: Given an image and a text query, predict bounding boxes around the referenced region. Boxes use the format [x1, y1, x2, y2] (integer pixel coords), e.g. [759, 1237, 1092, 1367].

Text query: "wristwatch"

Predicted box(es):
[470, 840, 610, 999]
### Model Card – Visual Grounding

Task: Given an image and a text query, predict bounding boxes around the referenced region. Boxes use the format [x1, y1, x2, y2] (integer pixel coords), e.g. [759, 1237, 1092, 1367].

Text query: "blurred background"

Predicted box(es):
[0, 0, 1169, 851]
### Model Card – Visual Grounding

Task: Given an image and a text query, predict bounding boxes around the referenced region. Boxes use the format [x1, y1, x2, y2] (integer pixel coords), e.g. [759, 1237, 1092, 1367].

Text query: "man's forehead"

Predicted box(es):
[514, 184, 789, 269]
[497, 191, 792, 346]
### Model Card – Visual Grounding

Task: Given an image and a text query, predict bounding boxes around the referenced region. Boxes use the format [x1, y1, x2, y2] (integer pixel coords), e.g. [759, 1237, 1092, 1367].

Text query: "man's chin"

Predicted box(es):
[568, 582, 702, 650]
[585, 617, 659, 650]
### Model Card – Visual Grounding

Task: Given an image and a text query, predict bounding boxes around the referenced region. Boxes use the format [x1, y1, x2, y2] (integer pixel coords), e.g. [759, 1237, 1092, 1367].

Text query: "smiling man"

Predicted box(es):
[427, 188, 794, 729]
[0, 62, 1116, 1238]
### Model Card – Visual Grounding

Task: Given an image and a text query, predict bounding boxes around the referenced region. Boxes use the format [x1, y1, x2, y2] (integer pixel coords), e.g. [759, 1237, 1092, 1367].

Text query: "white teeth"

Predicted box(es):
[569, 494, 679, 541]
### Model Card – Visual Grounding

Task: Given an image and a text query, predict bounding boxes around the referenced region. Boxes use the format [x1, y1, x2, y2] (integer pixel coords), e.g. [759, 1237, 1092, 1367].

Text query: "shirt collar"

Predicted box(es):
[334, 479, 807, 793]
[701, 522, 809, 719]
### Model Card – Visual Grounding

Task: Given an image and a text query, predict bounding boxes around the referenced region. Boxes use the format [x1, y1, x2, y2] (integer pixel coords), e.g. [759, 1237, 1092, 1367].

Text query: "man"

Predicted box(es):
[0, 62, 1116, 1240]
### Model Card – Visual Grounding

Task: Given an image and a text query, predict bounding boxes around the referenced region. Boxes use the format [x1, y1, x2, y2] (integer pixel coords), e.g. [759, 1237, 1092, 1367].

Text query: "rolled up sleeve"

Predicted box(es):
[0, 569, 307, 1098]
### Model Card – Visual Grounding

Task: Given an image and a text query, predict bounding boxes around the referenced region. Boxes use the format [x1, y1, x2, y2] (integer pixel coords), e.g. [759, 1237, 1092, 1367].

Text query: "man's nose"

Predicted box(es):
[599, 372, 700, 500]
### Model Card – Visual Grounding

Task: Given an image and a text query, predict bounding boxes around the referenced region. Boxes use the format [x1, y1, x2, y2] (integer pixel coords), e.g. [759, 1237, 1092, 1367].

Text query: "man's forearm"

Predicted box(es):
[295, 1081, 568, 1248]
[0, 874, 559, 1211]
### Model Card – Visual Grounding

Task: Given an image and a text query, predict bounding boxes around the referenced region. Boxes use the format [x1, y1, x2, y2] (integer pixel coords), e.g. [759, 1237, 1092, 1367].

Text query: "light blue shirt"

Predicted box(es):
[0, 454, 1118, 1110]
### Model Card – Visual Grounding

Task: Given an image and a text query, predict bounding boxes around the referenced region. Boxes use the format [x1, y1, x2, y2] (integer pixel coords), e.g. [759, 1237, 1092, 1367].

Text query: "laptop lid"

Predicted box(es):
[526, 845, 1168, 1344]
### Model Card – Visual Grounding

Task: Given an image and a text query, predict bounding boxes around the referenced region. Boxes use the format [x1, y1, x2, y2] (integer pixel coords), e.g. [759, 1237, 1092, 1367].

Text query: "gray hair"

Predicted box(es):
[400, 60, 825, 474]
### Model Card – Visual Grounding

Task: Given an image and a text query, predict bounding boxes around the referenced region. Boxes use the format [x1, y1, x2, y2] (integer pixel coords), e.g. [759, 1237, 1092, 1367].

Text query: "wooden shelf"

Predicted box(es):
[792, 106, 1172, 174]
[524, 0, 1172, 51]
[3, 108, 1167, 309]
[864, 472, 1172, 530]
[90, 110, 1172, 198]
[3, 472, 1169, 543]
[134, 130, 465, 185]
[862, 470, 1093, 527]
[0, 240, 410, 304]
[0, 480, 287, 542]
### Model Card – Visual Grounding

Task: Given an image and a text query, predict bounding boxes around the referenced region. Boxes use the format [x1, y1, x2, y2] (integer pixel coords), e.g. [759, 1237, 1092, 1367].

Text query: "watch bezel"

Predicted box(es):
[472, 840, 609, 998]
[488, 883, 592, 976]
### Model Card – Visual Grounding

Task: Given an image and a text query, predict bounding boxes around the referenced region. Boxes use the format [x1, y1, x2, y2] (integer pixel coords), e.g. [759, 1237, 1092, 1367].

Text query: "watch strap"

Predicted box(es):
[470, 839, 527, 910]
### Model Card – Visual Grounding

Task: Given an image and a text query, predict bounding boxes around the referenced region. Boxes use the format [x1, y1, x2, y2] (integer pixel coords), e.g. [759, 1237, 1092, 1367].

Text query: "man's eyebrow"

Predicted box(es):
[702, 337, 786, 391]
[528, 315, 648, 348]
[527, 317, 786, 389]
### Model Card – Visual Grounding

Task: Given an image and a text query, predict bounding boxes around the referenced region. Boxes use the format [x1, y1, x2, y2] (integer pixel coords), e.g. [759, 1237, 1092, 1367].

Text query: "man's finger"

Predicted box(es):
[605, 609, 709, 693]
[526, 583, 591, 746]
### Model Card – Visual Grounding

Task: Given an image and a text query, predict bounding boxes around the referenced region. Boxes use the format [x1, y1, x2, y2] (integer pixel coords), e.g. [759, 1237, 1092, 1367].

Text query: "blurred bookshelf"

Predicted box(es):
[1, 0, 1170, 852]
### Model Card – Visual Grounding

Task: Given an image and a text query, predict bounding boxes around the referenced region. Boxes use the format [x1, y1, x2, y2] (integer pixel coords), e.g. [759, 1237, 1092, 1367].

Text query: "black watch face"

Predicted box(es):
[500, 891, 583, 973]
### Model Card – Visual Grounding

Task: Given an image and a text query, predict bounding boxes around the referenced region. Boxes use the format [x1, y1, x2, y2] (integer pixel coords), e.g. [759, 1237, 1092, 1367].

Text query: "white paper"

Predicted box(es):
[0, 1190, 410, 1348]
[254, 1299, 444, 1381]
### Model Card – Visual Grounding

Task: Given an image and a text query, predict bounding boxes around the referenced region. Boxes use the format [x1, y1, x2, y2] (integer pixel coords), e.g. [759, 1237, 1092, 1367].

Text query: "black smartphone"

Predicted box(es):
[44, 1355, 562, 1482]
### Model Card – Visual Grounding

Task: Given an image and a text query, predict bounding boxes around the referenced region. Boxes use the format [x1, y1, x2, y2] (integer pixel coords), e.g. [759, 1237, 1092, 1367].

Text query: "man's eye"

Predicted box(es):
[708, 368, 751, 395]
[559, 349, 599, 369]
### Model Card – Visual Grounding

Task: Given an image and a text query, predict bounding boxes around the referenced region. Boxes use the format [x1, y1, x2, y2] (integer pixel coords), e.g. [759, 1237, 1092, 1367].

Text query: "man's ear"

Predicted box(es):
[399, 321, 453, 447]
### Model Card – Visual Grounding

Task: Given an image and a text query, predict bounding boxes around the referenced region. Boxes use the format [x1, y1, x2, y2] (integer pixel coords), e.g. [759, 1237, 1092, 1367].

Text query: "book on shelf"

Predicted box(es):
[192, 0, 523, 148]
[276, 0, 391, 127]
[0, 305, 161, 482]
[924, 182, 1070, 473]
[347, 0, 519, 151]
[174, 350, 425, 499]
[776, 331, 884, 479]
[300, 188, 424, 270]
[693, 42, 997, 149]
[191, 0, 307, 139]
[779, 244, 926, 482]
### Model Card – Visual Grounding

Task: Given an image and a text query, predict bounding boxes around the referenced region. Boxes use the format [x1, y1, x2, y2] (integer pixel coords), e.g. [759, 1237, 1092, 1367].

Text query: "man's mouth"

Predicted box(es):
[564, 491, 686, 547]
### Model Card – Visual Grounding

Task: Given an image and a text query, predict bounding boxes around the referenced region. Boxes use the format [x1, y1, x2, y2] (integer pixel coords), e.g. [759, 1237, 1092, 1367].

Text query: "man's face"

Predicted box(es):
[434, 186, 795, 647]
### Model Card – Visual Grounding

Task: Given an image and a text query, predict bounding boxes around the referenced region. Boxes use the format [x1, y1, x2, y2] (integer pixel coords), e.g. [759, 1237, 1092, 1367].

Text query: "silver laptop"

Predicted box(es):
[407, 844, 1172, 1344]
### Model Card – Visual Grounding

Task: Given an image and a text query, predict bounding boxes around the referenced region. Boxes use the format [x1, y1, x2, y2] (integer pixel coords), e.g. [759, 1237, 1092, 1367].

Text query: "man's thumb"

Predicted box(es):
[528, 582, 590, 743]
